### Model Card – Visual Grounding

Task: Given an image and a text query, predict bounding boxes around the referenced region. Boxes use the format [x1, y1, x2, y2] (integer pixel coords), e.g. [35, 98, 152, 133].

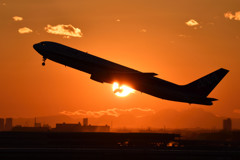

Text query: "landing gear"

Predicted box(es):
[42, 57, 46, 66]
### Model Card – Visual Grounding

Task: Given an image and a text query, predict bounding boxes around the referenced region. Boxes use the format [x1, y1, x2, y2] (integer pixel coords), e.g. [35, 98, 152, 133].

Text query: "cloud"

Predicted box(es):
[178, 34, 187, 38]
[44, 24, 83, 38]
[233, 109, 240, 114]
[13, 16, 23, 21]
[185, 19, 199, 26]
[224, 11, 240, 21]
[18, 27, 33, 34]
[60, 107, 155, 118]
[140, 29, 147, 33]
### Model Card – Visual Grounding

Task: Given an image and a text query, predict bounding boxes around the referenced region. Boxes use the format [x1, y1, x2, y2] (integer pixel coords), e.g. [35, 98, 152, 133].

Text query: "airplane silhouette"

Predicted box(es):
[33, 41, 229, 105]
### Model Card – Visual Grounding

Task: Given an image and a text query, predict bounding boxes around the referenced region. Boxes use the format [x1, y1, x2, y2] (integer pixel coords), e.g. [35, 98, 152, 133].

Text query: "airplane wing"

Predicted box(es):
[111, 72, 158, 77]
[90, 71, 157, 85]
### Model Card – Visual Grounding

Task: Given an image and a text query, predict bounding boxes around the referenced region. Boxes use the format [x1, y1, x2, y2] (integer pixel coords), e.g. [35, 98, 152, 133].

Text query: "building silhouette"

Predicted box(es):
[34, 117, 41, 127]
[223, 118, 232, 132]
[54, 118, 110, 132]
[5, 118, 12, 131]
[83, 118, 88, 126]
[12, 126, 50, 132]
[12, 117, 50, 132]
[0, 118, 4, 131]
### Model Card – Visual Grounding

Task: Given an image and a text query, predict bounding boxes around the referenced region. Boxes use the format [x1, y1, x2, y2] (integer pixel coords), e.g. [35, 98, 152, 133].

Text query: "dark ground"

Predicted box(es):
[0, 148, 239, 160]
[0, 131, 239, 159]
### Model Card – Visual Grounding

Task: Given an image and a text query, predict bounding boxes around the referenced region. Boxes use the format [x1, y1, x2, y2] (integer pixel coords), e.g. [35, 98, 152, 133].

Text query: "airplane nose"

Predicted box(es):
[33, 43, 45, 56]
[33, 43, 40, 51]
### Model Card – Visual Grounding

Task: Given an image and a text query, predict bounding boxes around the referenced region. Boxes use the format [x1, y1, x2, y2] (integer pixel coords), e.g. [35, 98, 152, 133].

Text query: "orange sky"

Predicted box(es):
[0, 0, 240, 128]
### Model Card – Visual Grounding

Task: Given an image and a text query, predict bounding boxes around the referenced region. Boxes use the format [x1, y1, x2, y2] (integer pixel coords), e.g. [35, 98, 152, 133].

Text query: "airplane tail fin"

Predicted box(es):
[184, 68, 229, 97]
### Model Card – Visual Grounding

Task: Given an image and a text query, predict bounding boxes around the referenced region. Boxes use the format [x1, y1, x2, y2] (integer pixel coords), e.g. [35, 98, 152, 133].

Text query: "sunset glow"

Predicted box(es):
[112, 82, 135, 97]
[0, 0, 239, 129]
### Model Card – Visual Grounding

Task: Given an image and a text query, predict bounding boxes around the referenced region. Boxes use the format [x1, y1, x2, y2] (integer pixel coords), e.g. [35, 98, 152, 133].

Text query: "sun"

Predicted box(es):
[112, 82, 135, 97]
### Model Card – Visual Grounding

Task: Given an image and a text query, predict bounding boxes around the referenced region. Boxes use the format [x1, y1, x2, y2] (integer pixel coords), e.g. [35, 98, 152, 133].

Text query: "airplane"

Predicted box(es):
[33, 41, 229, 105]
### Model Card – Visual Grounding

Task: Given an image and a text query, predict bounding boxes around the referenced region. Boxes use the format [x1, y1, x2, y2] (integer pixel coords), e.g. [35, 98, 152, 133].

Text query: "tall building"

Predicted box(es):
[34, 117, 41, 127]
[83, 118, 88, 126]
[223, 118, 232, 132]
[5, 118, 13, 131]
[0, 118, 4, 131]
